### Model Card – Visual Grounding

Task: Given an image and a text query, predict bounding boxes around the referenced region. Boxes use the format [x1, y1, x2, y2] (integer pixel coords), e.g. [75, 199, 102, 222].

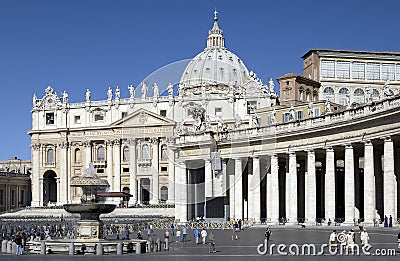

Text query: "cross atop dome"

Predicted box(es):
[207, 10, 225, 48]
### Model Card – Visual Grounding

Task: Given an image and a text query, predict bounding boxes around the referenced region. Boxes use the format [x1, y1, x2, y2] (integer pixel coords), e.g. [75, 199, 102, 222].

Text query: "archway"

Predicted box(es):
[43, 170, 57, 206]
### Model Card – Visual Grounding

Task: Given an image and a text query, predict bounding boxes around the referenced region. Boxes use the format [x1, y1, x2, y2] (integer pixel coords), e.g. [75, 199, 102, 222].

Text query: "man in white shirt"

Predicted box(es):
[201, 228, 207, 244]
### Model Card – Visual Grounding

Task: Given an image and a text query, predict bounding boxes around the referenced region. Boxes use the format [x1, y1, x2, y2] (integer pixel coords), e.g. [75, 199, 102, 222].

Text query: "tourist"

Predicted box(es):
[176, 229, 181, 243]
[171, 223, 175, 236]
[329, 230, 337, 252]
[201, 228, 207, 244]
[340, 230, 347, 251]
[208, 231, 216, 253]
[238, 219, 242, 230]
[14, 232, 23, 255]
[389, 215, 393, 227]
[164, 229, 170, 240]
[194, 228, 200, 244]
[264, 227, 271, 243]
[137, 229, 143, 240]
[232, 224, 238, 240]
[360, 229, 370, 247]
[182, 226, 187, 242]
[384, 215, 388, 227]
[347, 231, 355, 254]
[125, 226, 130, 240]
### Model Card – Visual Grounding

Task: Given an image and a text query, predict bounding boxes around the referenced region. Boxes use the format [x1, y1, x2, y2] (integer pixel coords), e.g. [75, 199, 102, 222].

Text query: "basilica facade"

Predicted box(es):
[29, 13, 400, 225]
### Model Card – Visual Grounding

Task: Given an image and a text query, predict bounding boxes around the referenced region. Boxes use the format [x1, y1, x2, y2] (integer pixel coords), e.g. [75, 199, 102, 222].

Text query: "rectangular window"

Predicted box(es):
[366, 63, 380, 80]
[0, 190, 4, 205]
[97, 169, 104, 174]
[283, 113, 290, 123]
[382, 63, 395, 80]
[296, 111, 303, 121]
[161, 166, 168, 172]
[94, 114, 104, 121]
[121, 112, 127, 118]
[214, 107, 222, 116]
[160, 110, 167, 117]
[352, 62, 365, 79]
[74, 115, 81, 124]
[321, 60, 335, 78]
[46, 113, 55, 125]
[20, 189, 25, 205]
[396, 64, 400, 80]
[11, 189, 16, 206]
[336, 61, 350, 79]
[314, 108, 320, 117]
[123, 168, 129, 173]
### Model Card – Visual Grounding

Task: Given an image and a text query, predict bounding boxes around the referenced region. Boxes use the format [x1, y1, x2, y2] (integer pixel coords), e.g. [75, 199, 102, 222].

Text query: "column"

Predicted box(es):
[128, 139, 137, 206]
[344, 144, 355, 224]
[287, 153, 298, 223]
[31, 143, 41, 207]
[83, 141, 91, 169]
[306, 150, 316, 223]
[364, 140, 376, 224]
[269, 155, 279, 223]
[167, 141, 175, 204]
[383, 137, 396, 220]
[204, 159, 212, 198]
[59, 142, 68, 205]
[150, 138, 159, 204]
[234, 158, 243, 220]
[106, 141, 113, 191]
[248, 156, 260, 222]
[229, 171, 235, 220]
[175, 161, 187, 223]
[325, 147, 335, 222]
[113, 140, 121, 192]
[221, 159, 227, 197]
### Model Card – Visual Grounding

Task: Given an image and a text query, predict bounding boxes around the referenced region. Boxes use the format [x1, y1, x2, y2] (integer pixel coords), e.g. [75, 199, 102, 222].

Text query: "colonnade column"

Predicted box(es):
[325, 147, 335, 222]
[234, 158, 243, 220]
[204, 159, 213, 198]
[287, 153, 297, 223]
[383, 137, 396, 220]
[106, 141, 113, 191]
[268, 155, 279, 223]
[175, 161, 187, 223]
[113, 140, 121, 193]
[150, 138, 159, 204]
[248, 156, 260, 222]
[31, 143, 41, 207]
[229, 170, 235, 220]
[59, 142, 68, 205]
[364, 140, 376, 224]
[167, 139, 175, 204]
[128, 139, 137, 206]
[306, 150, 316, 223]
[344, 144, 355, 224]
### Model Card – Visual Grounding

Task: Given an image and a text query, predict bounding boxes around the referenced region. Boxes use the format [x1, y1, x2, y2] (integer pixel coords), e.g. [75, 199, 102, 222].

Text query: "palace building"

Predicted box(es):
[29, 13, 400, 225]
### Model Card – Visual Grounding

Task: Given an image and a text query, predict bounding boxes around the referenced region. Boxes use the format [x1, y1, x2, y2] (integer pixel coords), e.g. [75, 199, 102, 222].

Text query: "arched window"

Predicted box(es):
[353, 88, 365, 104]
[74, 148, 81, 163]
[47, 149, 54, 163]
[338, 87, 349, 105]
[322, 86, 335, 101]
[160, 186, 168, 202]
[97, 146, 105, 161]
[123, 146, 129, 162]
[141, 144, 150, 160]
[298, 88, 304, 101]
[161, 144, 168, 160]
[372, 89, 380, 101]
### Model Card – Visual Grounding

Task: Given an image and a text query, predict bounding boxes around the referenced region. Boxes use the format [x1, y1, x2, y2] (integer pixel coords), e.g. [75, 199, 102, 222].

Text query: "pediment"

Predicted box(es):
[111, 108, 175, 127]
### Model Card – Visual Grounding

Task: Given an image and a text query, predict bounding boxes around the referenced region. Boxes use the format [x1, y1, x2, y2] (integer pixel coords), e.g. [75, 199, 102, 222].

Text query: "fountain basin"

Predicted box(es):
[63, 203, 116, 220]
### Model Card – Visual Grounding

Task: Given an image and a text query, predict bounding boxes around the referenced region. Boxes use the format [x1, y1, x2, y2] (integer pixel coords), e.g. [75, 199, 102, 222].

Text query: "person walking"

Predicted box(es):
[384, 215, 388, 227]
[360, 229, 370, 248]
[329, 230, 337, 252]
[264, 227, 272, 244]
[15, 232, 23, 255]
[208, 231, 216, 253]
[125, 226, 130, 240]
[347, 231, 355, 254]
[171, 223, 175, 236]
[176, 229, 181, 243]
[182, 226, 187, 242]
[194, 228, 200, 244]
[201, 228, 207, 244]
[389, 215, 393, 227]
[232, 224, 238, 240]
[164, 229, 170, 240]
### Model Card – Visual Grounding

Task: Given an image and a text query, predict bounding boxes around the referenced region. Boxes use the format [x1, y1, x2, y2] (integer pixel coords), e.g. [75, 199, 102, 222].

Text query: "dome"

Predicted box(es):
[179, 12, 249, 95]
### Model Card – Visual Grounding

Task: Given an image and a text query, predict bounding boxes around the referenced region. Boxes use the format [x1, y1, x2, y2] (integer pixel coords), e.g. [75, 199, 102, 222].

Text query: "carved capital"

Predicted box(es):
[83, 141, 91, 148]
[113, 139, 120, 146]
[58, 142, 69, 149]
[31, 143, 41, 150]
[150, 137, 158, 145]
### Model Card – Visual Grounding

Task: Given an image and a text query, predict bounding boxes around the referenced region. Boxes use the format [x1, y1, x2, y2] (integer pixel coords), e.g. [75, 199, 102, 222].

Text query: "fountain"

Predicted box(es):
[63, 163, 116, 241]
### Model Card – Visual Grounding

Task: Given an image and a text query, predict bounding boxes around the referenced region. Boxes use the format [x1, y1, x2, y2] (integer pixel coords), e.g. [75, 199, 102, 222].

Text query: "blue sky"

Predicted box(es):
[0, 0, 399, 160]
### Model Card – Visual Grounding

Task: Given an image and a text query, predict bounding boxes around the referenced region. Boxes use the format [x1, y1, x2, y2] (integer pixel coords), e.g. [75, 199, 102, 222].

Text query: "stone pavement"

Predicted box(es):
[0, 226, 399, 260]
